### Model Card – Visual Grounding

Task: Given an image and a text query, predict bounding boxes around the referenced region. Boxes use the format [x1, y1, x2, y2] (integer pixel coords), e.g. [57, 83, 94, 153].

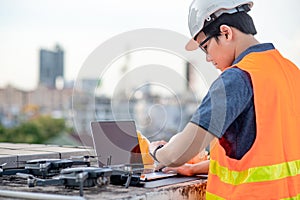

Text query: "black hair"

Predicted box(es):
[202, 11, 257, 39]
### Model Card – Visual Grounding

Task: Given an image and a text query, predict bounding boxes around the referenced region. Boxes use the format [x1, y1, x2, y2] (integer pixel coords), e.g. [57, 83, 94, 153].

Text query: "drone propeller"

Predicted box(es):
[17, 172, 64, 188]
[70, 155, 99, 160]
[0, 163, 7, 168]
[16, 172, 38, 180]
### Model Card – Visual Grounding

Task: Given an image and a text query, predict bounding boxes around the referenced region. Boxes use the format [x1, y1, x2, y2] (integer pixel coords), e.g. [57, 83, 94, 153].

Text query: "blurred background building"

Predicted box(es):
[39, 44, 64, 89]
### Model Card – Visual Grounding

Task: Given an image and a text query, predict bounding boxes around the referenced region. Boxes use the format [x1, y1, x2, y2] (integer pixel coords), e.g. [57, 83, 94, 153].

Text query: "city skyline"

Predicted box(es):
[0, 0, 299, 91]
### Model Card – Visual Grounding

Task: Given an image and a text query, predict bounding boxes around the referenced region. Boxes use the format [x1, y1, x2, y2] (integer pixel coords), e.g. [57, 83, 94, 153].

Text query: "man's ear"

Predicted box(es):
[220, 25, 233, 40]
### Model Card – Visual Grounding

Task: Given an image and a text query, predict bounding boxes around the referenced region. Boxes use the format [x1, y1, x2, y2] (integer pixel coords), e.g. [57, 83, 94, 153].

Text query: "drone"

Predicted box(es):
[17, 167, 112, 197]
[109, 164, 145, 188]
[0, 156, 93, 178]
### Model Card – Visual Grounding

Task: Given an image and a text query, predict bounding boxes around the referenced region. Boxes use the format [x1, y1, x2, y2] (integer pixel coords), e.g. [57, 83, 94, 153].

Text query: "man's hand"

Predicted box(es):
[162, 164, 194, 176]
[149, 140, 167, 170]
[149, 140, 167, 157]
[162, 160, 210, 176]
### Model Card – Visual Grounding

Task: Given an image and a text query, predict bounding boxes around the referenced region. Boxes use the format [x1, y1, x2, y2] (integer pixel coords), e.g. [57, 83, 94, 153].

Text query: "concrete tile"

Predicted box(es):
[28, 146, 96, 159]
[0, 143, 97, 168]
[0, 149, 59, 168]
[0, 143, 46, 150]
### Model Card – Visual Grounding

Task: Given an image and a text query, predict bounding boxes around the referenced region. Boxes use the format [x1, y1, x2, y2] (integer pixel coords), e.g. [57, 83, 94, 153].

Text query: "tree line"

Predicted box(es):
[0, 116, 72, 144]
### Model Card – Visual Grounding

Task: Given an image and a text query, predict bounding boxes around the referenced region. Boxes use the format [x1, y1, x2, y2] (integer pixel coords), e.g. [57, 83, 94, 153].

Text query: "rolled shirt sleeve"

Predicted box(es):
[191, 67, 253, 139]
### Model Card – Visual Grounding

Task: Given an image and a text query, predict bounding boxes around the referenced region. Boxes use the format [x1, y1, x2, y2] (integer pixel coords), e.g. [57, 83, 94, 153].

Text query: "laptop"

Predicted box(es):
[90, 120, 177, 181]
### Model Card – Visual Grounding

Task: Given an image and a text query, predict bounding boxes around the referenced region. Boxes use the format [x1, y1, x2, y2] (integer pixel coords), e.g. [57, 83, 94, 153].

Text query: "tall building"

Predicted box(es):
[39, 44, 64, 88]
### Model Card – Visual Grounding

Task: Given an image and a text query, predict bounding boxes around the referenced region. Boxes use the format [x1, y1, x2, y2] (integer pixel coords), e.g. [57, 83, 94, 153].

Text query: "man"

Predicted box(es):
[149, 0, 300, 199]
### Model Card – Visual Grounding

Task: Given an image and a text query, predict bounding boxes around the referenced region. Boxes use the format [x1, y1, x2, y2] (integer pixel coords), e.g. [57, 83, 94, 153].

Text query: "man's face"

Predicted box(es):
[195, 28, 235, 71]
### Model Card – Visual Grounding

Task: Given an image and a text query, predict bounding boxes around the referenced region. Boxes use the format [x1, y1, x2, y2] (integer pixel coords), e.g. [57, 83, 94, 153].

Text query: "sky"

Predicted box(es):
[0, 0, 299, 91]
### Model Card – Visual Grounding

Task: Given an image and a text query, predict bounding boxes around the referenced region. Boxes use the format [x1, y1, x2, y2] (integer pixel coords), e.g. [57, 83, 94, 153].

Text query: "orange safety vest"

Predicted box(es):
[206, 49, 300, 199]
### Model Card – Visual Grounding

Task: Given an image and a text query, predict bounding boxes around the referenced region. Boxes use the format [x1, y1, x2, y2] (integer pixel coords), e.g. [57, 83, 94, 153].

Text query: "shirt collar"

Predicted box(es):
[233, 43, 275, 65]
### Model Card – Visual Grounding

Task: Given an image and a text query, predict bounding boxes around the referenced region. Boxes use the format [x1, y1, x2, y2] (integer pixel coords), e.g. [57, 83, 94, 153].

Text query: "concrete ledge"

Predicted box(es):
[0, 178, 207, 200]
[0, 143, 95, 169]
[0, 143, 207, 199]
[132, 180, 207, 200]
[82, 179, 207, 200]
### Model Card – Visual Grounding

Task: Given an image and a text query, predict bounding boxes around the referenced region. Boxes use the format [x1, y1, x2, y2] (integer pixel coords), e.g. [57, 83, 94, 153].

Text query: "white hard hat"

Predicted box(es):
[186, 0, 253, 51]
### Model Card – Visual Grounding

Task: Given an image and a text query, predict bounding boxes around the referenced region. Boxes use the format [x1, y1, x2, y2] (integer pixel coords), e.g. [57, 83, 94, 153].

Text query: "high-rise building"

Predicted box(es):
[39, 44, 64, 88]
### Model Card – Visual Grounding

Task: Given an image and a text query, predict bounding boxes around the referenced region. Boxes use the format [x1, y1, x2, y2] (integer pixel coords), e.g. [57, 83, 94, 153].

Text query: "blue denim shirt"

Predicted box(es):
[191, 43, 275, 160]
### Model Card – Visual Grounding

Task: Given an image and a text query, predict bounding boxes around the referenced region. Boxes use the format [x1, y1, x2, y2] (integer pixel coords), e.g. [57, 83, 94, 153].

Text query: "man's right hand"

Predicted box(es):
[162, 164, 194, 176]
[162, 160, 210, 176]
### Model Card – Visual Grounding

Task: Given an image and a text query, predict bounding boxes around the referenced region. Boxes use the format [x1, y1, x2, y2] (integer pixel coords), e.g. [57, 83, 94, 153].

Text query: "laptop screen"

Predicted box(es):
[90, 121, 143, 167]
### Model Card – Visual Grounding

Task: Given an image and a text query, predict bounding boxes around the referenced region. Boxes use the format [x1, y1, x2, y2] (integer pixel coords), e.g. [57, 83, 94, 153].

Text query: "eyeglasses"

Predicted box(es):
[198, 35, 215, 54]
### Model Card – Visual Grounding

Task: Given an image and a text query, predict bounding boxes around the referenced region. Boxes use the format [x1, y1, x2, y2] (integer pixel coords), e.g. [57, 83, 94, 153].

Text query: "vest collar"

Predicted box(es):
[233, 43, 275, 65]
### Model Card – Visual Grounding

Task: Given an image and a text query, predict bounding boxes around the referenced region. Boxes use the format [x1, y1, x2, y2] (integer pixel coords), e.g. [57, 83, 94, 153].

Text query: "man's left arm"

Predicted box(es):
[150, 122, 214, 167]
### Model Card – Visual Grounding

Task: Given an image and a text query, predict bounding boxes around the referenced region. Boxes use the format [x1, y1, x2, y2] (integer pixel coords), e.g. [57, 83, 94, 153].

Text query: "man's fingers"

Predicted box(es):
[162, 167, 177, 174]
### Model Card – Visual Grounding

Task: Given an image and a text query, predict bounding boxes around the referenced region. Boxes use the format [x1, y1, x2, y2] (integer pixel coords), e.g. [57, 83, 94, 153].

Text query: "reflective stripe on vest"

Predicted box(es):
[281, 194, 300, 200]
[207, 173, 300, 200]
[206, 49, 300, 199]
[206, 192, 226, 200]
[210, 159, 300, 185]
